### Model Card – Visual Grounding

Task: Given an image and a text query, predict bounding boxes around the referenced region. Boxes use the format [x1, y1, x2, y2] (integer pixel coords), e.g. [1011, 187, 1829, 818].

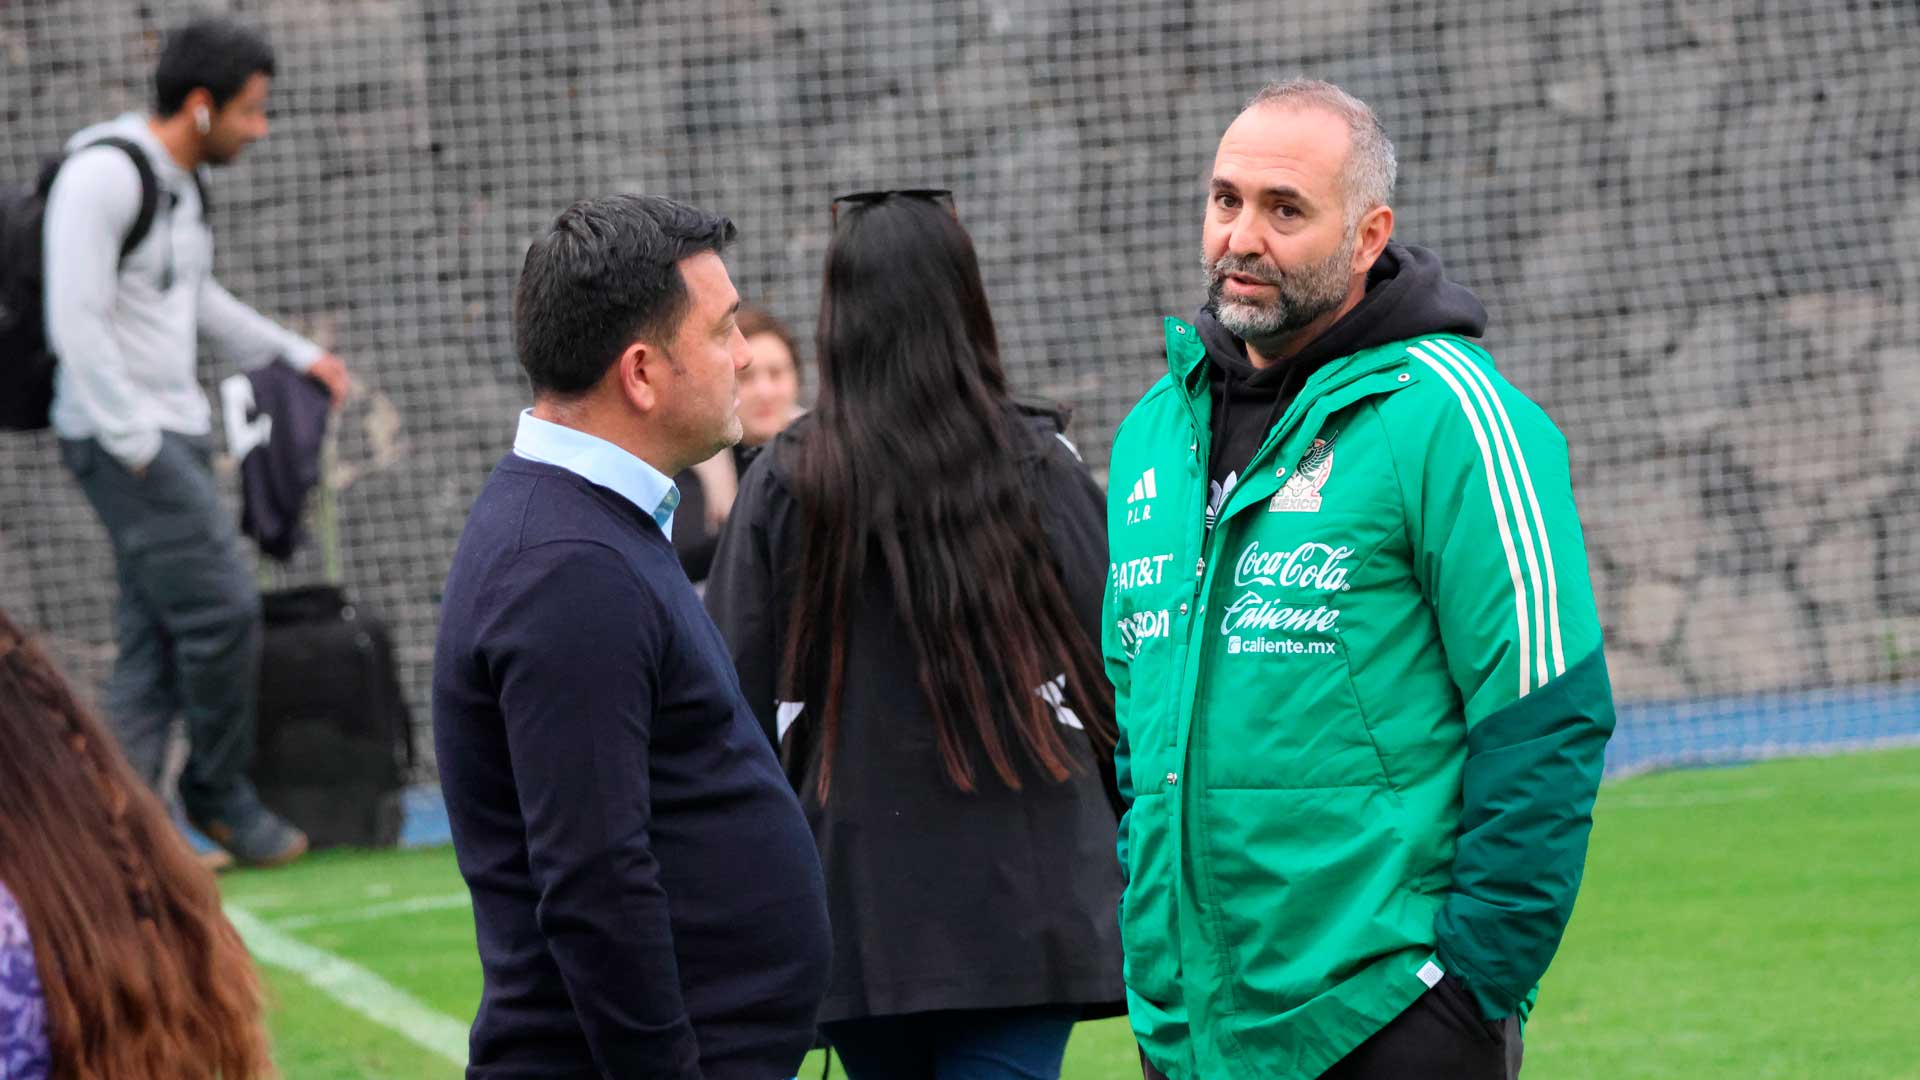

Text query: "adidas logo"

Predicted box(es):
[1127, 468, 1158, 504]
[1125, 468, 1157, 524]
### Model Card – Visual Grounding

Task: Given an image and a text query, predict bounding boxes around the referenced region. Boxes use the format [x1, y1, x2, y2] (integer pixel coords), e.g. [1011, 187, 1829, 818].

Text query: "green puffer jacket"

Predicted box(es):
[1103, 321, 1615, 1079]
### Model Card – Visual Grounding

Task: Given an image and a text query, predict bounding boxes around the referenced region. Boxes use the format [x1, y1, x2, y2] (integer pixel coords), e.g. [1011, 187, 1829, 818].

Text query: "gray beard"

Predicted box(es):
[1204, 236, 1356, 354]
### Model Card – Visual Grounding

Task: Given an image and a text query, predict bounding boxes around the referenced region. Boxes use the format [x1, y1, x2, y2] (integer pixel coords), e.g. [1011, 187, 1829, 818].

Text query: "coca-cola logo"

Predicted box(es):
[1233, 540, 1355, 592]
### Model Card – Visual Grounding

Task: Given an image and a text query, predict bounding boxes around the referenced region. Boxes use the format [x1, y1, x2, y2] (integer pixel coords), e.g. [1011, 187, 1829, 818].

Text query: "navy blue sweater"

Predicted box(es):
[433, 455, 831, 1079]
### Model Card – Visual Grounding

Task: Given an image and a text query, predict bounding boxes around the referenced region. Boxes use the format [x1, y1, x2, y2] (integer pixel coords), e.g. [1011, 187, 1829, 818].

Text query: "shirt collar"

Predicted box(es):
[512, 410, 679, 538]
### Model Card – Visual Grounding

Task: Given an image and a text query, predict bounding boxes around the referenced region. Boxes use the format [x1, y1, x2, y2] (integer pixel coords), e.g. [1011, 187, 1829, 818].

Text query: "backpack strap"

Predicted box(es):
[79, 136, 161, 263]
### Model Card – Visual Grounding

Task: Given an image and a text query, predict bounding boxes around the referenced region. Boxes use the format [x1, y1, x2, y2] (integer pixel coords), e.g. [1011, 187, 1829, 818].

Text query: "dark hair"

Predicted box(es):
[783, 194, 1114, 801]
[513, 194, 737, 398]
[154, 17, 277, 117]
[737, 303, 802, 378]
[0, 609, 271, 1079]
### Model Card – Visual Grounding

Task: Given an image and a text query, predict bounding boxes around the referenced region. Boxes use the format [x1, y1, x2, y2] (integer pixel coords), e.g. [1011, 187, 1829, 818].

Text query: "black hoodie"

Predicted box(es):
[1197, 242, 1487, 524]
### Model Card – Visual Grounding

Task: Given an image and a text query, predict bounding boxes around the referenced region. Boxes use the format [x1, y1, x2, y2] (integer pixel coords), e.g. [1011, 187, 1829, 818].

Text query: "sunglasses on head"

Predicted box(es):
[830, 188, 956, 225]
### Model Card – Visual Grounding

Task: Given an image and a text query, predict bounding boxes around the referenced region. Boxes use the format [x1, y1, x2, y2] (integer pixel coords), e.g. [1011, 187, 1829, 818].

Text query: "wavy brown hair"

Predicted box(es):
[0, 608, 272, 1080]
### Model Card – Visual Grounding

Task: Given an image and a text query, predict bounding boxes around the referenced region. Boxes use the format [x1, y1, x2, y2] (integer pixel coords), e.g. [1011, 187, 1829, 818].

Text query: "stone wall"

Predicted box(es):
[3, 0, 1915, 768]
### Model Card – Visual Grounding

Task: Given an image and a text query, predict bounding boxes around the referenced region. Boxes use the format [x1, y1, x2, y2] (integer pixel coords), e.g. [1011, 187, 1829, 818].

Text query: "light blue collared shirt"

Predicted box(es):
[512, 409, 680, 538]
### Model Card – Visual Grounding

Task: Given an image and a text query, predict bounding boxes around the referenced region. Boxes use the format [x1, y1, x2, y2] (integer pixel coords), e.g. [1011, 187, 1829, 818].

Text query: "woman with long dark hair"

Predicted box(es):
[706, 190, 1124, 1079]
[0, 607, 273, 1080]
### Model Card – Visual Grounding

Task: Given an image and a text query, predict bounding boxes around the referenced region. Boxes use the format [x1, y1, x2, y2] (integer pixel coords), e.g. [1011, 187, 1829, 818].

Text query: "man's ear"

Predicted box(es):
[615, 339, 662, 415]
[1352, 204, 1394, 274]
[184, 87, 216, 121]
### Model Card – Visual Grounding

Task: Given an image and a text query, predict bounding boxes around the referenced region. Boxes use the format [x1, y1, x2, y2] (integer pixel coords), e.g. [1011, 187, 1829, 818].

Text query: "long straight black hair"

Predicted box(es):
[782, 194, 1114, 801]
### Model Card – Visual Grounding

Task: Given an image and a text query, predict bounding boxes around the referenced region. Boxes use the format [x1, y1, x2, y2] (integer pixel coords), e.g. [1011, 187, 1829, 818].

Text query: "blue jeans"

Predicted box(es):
[821, 1006, 1078, 1080]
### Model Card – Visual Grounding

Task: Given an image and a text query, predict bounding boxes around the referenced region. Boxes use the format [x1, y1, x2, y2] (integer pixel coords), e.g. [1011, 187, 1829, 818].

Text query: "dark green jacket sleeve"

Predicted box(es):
[1435, 648, 1614, 1018]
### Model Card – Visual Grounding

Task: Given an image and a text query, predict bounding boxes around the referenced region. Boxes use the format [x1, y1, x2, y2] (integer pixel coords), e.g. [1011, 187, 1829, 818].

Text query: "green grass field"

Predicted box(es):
[220, 748, 1920, 1079]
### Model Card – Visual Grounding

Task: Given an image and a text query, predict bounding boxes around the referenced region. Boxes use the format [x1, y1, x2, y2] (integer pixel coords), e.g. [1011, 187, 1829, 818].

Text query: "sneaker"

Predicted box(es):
[171, 802, 235, 873]
[196, 809, 309, 869]
[185, 826, 236, 873]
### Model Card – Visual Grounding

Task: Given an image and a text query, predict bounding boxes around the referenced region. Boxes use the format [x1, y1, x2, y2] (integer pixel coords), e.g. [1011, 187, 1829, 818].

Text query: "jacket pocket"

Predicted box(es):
[1199, 786, 1413, 1012]
[1118, 792, 1179, 1004]
[118, 436, 226, 552]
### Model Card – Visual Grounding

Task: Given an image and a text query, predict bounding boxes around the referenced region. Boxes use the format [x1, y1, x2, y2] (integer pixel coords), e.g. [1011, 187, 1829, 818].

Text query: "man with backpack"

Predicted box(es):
[36, 17, 349, 868]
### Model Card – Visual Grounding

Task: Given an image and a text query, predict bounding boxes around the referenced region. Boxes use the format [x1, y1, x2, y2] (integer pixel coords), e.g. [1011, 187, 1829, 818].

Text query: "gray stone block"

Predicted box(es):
[1606, 646, 1694, 702]
[1581, 456, 1712, 582]
[1434, 0, 1545, 113]
[1892, 194, 1920, 297]
[1189, 0, 1380, 63]
[1512, 209, 1629, 322]
[1877, 476, 1920, 616]
[1392, 167, 1506, 276]
[1671, 0, 1746, 57]
[1680, 574, 1818, 694]
[1792, 518, 1880, 621]
[1616, 580, 1690, 651]
[1307, 51, 1431, 124]
[1829, 47, 1920, 183]
[1689, 442, 1776, 580]
[1650, 308, 1752, 446]
[1544, 61, 1607, 120]
[1751, 482, 1819, 562]
[1778, 291, 1893, 371]
[1725, 95, 1898, 296]
[1868, 346, 1920, 469]
[1724, 370, 1874, 500]
[1817, 616, 1908, 687]
[1596, 0, 1695, 57]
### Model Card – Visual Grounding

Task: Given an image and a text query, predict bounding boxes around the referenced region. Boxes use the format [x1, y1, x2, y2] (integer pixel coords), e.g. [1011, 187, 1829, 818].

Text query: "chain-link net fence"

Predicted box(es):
[4, 0, 1917, 777]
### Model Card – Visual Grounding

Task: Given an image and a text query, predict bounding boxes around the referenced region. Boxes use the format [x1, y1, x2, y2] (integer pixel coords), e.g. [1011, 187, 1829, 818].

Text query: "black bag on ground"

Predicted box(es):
[0, 136, 161, 431]
[252, 583, 415, 849]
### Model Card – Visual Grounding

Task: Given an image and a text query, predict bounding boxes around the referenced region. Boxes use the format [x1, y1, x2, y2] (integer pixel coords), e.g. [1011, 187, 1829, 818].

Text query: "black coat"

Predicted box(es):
[704, 403, 1126, 1025]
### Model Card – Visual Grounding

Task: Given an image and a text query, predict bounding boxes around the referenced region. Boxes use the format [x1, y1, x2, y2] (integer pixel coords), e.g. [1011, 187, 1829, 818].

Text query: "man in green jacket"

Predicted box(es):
[1106, 79, 1615, 1080]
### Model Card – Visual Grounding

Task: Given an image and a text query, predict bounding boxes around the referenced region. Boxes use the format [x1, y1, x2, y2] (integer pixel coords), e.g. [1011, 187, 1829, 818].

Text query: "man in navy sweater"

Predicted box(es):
[433, 194, 831, 1079]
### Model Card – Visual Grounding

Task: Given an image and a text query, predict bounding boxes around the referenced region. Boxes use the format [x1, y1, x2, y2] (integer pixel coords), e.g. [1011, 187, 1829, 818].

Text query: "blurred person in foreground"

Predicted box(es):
[1107, 79, 1615, 1080]
[433, 194, 830, 1080]
[45, 15, 354, 869]
[0, 607, 271, 1080]
[673, 304, 806, 583]
[707, 189, 1125, 1080]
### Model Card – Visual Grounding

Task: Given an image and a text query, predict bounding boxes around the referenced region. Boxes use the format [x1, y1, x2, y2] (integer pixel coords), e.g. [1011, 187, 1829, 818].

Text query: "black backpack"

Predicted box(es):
[253, 583, 417, 849]
[0, 137, 162, 432]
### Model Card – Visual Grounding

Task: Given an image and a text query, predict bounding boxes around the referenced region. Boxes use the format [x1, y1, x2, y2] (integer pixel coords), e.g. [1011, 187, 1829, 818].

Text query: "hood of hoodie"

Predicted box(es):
[1196, 241, 1488, 506]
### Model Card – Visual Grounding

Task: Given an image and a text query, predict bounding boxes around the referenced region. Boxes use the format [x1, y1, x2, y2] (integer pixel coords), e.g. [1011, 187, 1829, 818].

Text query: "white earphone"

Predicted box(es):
[194, 106, 211, 135]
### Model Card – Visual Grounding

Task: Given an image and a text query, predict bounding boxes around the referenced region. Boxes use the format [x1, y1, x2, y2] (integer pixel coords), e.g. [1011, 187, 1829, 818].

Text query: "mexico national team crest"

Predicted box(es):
[1270, 437, 1335, 513]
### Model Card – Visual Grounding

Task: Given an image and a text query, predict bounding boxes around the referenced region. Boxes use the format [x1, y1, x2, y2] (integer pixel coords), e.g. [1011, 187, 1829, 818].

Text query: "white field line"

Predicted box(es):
[225, 903, 468, 1068]
[272, 891, 472, 931]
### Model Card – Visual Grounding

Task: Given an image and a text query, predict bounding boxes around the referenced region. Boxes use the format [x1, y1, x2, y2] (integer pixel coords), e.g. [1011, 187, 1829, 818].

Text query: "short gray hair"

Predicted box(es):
[1243, 79, 1397, 225]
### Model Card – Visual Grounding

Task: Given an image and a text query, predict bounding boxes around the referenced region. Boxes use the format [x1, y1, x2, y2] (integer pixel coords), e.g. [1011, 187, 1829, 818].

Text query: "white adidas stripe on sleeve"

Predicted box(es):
[1424, 340, 1553, 688]
[1432, 338, 1566, 679]
[1409, 341, 1536, 699]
